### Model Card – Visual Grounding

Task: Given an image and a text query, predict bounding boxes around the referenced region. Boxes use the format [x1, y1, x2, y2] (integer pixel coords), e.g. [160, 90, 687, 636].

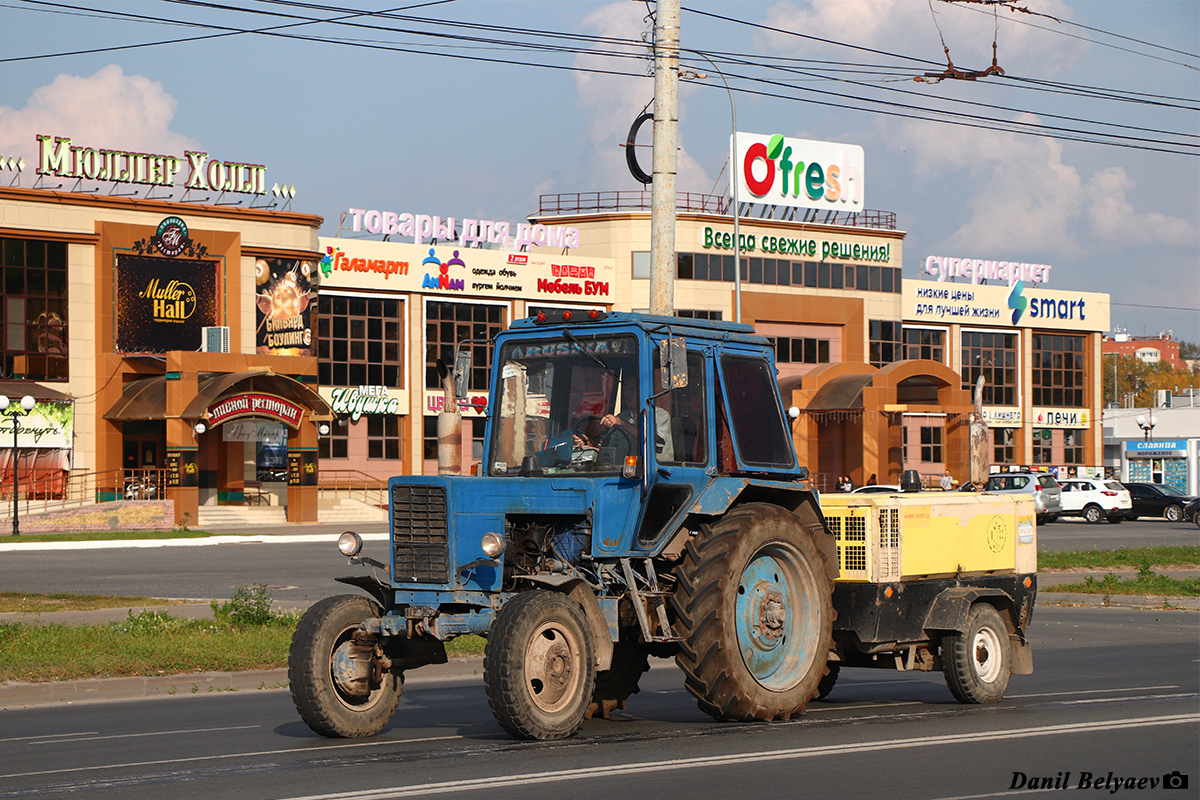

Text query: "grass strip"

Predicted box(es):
[1050, 574, 1200, 597]
[0, 612, 485, 684]
[1038, 546, 1199, 570]
[0, 614, 298, 683]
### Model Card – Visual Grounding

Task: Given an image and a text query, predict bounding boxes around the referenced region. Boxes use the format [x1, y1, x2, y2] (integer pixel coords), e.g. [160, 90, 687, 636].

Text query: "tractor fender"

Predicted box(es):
[335, 575, 391, 609]
[924, 586, 1015, 632]
[678, 479, 838, 581]
[518, 575, 616, 672]
[924, 586, 1033, 675]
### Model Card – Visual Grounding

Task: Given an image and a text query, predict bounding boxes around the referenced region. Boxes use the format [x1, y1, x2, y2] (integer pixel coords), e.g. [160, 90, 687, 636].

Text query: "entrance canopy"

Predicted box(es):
[105, 369, 333, 423]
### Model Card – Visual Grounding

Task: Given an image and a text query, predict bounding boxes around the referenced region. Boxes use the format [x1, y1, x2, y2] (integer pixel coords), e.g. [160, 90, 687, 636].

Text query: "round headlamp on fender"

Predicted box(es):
[337, 531, 364, 557]
[481, 532, 504, 558]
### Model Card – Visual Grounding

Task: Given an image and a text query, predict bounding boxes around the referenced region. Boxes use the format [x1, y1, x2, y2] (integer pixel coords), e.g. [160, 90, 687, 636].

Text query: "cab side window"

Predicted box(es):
[653, 348, 708, 465]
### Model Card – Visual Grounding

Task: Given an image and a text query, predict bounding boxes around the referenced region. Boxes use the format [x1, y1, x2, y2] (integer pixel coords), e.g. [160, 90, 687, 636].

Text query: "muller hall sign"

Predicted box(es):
[36, 134, 275, 195]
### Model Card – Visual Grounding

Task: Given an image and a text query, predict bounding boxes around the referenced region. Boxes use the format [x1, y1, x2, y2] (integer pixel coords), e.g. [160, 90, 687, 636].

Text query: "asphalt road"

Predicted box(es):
[0, 605, 1195, 800]
[1035, 516, 1198, 552]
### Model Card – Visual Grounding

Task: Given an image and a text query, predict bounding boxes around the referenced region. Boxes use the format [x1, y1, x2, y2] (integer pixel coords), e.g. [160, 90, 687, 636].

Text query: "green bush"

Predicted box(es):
[211, 584, 295, 626]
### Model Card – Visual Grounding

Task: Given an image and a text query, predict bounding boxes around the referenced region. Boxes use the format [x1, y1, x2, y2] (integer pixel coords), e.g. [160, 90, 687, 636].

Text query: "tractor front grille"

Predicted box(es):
[391, 484, 450, 584]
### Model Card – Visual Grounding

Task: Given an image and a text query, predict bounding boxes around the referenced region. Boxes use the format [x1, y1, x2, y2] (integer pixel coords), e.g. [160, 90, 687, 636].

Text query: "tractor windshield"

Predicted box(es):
[488, 335, 641, 476]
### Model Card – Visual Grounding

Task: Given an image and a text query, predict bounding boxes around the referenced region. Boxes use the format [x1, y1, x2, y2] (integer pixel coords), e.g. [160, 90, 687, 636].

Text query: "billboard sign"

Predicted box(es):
[255, 258, 316, 356]
[115, 254, 219, 352]
[734, 133, 864, 212]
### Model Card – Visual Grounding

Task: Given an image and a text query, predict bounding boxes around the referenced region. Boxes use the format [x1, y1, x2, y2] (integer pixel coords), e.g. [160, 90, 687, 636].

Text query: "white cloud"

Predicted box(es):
[571, 2, 713, 195]
[1085, 166, 1196, 247]
[0, 65, 197, 167]
[884, 114, 1196, 259]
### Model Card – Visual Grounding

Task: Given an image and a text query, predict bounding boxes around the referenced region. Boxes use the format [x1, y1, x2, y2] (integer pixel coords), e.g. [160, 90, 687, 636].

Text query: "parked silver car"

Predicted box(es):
[982, 472, 1063, 524]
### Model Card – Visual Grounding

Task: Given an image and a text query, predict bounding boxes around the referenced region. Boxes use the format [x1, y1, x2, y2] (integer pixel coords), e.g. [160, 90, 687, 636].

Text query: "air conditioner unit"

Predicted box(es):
[201, 326, 230, 353]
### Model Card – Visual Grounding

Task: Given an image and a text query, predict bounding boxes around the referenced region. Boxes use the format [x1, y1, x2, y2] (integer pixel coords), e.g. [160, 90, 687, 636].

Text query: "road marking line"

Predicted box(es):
[0, 731, 99, 744]
[268, 714, 1200, 800]
[1010, 685, 1178, 698]
[0, 735, 470, 780]
[27, 724, 259, 745]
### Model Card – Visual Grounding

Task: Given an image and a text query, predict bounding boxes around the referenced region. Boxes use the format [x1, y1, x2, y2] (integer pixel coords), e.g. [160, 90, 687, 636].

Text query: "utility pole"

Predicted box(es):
[649, 0, 679, 317]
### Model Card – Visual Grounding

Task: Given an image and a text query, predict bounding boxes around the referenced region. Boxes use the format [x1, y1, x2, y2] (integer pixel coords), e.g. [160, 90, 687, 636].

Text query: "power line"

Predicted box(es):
[5, 0, 1195, 156]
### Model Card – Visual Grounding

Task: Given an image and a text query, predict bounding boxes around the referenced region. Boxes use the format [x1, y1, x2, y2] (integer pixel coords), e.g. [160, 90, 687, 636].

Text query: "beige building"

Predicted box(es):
[0, 183, 331, 525]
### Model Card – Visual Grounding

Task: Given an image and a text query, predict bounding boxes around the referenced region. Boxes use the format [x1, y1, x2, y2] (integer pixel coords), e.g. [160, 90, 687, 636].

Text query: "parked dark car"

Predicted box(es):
[1123, 482, 1198, 522]
[1184, 497, 1200, 528]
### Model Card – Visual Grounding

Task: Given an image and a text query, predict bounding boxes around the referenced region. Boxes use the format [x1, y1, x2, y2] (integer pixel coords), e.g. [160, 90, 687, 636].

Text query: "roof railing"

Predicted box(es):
[535, 191, 897, 230]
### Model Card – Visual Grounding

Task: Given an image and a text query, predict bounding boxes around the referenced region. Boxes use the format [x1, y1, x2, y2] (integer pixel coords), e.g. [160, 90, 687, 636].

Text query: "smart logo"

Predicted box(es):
[735, 133, 864, 212]
[1008, 281, 1028, 325]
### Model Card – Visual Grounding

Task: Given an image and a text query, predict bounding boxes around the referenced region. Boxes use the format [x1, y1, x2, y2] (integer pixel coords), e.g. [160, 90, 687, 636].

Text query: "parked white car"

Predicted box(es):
[1057, 478, 1132, 524]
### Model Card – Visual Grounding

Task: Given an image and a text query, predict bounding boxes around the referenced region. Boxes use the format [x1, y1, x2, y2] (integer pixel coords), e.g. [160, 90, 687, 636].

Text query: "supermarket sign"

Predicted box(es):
[904, 281, 1110, 332]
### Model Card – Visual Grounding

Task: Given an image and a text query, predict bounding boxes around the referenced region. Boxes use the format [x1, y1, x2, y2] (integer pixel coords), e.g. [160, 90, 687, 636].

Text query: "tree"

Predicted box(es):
[1103, 353, 1200, 408]
[1179, 339, 1199, 361]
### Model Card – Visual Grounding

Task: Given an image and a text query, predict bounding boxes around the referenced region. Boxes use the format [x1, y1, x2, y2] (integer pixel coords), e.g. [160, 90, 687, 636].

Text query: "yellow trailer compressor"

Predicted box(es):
[818, 492, 1037, 703]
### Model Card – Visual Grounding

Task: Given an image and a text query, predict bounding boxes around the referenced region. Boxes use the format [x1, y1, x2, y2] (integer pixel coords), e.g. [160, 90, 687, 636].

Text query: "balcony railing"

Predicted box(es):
[536, 191, 897, 230]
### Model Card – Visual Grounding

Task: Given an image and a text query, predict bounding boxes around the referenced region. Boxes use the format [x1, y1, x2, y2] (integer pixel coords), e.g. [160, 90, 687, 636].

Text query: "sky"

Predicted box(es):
[2, 0, 1197, 341]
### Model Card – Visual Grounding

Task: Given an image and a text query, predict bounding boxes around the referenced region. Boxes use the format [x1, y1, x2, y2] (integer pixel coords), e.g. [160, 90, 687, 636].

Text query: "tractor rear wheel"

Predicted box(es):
[671, 503, 835, 721]
[484, 591, 596, 740]
[288, 595, 401, 738]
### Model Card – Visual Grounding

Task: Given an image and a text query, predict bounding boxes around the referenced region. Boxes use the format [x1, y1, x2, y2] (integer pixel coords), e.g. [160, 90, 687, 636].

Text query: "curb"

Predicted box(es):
[0, 658, 486, 711]
[1036, 591, 1198, 610]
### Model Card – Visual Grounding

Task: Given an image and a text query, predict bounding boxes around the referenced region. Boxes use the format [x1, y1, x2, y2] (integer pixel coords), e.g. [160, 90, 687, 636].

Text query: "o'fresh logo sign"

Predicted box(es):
[734, 133, 864, 212]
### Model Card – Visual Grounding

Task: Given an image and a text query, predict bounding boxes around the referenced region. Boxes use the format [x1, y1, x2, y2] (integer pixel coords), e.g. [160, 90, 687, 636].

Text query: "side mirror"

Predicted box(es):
[659, 337, 688, 390]
[453, 347, 472, 399]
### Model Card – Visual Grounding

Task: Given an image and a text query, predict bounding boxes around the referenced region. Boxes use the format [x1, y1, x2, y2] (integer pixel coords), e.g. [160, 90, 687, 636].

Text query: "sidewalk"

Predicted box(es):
[0, 522, 390, 552]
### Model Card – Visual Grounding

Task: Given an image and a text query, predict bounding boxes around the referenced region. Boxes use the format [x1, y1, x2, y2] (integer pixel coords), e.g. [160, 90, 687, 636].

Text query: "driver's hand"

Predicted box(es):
[600, 413, 622, 429]
[573, 434, 597, 450]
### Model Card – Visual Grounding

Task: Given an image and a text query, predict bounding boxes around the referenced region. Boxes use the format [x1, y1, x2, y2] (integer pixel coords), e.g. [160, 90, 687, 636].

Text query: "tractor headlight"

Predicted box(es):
[481, 532, 504, 558]
[337, 531, 364, 557]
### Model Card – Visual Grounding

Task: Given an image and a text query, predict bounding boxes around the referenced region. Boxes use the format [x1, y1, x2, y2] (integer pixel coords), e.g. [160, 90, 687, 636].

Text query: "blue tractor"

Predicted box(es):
[289, 310, 838, 740]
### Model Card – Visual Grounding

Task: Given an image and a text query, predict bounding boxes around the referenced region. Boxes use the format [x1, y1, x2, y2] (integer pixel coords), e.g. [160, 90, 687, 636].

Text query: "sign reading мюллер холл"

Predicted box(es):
[34, 133, 291, 195]
[902, 257, 1110, 333]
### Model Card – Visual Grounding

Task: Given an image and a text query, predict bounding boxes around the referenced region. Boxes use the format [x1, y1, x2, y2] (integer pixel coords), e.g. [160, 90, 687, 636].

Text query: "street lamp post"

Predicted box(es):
[0, 394, 37, 536]
[684, 50, 741, 322]
[1135, 412, 1156, 441]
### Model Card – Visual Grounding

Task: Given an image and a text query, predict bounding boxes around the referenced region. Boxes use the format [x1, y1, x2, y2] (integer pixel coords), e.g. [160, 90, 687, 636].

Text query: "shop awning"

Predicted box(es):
[806, 373, 875, 411]
[182, 370, 332, 421]
[0, 381, 73, 403]
[104, 370, 333, 422]
[104, 377, 168, 420]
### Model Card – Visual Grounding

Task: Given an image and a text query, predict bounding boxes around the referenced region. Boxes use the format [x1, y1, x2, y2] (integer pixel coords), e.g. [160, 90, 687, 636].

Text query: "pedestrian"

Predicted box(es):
[866, 473, 877, 486]
[940, 470, 953, 491]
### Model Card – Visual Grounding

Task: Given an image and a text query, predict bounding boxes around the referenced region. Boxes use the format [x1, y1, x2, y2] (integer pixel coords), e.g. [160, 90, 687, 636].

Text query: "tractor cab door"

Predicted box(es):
[633, 341, 712, 550]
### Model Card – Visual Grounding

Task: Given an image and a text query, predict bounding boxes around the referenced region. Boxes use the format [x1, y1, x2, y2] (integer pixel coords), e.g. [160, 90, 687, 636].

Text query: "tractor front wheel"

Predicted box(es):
[484, 591, 596, 740]
[288, 595, 402, 738]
